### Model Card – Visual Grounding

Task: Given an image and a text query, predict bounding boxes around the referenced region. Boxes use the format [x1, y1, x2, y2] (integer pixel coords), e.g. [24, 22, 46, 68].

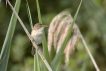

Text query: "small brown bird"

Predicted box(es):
[31, 23, 47, 55]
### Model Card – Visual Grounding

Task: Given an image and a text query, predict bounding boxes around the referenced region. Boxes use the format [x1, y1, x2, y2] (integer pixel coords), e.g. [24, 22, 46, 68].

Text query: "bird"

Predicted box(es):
[30, 23, 47, 55]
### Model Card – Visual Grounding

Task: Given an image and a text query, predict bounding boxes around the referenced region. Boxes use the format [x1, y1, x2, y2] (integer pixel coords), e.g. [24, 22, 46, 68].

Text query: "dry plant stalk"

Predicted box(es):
[7, 1, 53, 71]
[48, 11, 100, 71]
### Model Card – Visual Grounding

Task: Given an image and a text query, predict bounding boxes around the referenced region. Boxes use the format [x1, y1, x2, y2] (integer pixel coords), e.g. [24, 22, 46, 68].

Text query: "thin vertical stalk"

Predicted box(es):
[80, 34, 100, 71]
[36, 0, 50, 71]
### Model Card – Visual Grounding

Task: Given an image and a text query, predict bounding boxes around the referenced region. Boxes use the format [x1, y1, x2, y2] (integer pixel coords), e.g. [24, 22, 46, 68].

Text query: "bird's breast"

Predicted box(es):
[31, 30, 43, 44]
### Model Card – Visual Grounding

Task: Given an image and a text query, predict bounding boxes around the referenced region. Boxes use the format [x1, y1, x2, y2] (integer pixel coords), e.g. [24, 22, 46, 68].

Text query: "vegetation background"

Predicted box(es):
[0, 0, 106, 71]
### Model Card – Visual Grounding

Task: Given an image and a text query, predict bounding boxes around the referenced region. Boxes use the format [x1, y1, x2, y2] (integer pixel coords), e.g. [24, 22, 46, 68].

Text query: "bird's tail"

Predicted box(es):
[31, 46, 36, 55]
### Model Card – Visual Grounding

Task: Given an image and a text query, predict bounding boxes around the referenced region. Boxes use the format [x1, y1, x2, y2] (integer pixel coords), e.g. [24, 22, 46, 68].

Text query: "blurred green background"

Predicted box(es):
[0, 0, 106, 71]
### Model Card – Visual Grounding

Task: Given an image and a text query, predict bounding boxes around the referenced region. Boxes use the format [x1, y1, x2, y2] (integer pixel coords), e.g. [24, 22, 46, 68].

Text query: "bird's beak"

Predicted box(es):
[42, 25, 48, 28]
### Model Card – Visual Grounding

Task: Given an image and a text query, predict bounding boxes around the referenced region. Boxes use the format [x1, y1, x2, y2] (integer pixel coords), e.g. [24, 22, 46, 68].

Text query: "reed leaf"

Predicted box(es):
[0, 0, 21, 71]
[26, 0, 33, 29]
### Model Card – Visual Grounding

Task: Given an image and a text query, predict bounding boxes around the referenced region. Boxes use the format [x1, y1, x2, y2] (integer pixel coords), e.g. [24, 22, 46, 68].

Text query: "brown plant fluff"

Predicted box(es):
[48, 11, 80, 65]
[48, 12, 71, 51]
